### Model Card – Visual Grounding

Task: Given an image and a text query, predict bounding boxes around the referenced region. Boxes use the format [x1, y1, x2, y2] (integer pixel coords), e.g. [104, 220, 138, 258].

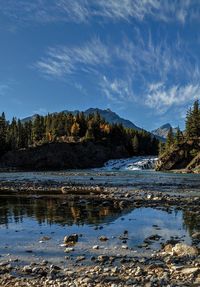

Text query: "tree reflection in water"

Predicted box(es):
[0, 196, 130, 228]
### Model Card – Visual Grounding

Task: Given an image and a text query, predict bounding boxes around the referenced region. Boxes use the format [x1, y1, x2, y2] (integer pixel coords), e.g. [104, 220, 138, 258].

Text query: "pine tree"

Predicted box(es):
[186, 100, 200, 138]
[159, 141, 166, 156]
[32, 115, 45, 143]
[166, 127, 174, 149]
[174, 127, 183, 145]
[0, 112, 7, 155]
[132, 135, 139, 154]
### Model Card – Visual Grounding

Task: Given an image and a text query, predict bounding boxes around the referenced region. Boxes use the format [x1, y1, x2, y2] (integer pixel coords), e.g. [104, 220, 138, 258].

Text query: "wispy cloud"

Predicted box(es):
[100, 75, 135, 104]
[1, 0, 200, 25]
[145, 83, 200, 113]
[35, 31, 200, 113]
[35, 38, 110, 77]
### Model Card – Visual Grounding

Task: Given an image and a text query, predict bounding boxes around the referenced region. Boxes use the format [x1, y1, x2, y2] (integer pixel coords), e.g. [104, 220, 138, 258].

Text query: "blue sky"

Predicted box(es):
[0, 0, 200, 130]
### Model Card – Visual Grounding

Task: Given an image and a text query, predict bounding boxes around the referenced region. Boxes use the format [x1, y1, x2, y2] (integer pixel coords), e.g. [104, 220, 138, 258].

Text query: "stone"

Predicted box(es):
[122, 245, 128, 249]
[163, 244, 173, 253]
[93, 245, 99, 250]
[97, 255, 109, 262]
[76, 256, 85, 262]
[180, 267, 199, 275]
[64, 234, 78, 245]
[64, 247, 74, 253]
[192, 232, 200, 239]
[172, 243, 199, 257]
[22, 266, 32, 274]
[99, 236, 108, 241]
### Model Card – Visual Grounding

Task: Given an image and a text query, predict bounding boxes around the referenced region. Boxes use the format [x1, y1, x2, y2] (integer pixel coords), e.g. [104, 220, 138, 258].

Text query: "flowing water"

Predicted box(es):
[0, 157, 200, 265]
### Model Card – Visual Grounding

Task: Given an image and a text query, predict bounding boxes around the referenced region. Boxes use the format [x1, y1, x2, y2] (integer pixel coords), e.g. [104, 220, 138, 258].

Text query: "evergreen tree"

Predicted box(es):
[159, 141, 166, 156]
[32, 115, 45, 143]
[186, 100, 200, 138]
[132, 135, 139, 154]
[166, 127, 174, 149]
[174, 127, 183, 145]
[0, 112, 7, 155]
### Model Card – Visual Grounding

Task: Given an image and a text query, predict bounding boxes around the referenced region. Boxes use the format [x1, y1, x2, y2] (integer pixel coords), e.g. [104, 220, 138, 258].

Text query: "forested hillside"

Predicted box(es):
[156, 100, 200, 173]
[0, 111, 159, 170]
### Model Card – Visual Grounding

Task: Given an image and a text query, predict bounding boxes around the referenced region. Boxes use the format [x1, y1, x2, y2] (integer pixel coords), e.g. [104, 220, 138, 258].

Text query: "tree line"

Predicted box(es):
[0, 111, 159, 157]
[159, 99, 200, 155]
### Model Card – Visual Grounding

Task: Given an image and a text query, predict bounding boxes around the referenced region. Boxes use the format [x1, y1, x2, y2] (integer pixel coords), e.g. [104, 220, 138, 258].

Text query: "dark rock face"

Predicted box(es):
[156, 140, 200, 172]
[0, 141, 129, 171]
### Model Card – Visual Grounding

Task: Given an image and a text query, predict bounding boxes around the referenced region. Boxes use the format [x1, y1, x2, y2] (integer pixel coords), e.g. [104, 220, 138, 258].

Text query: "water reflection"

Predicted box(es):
[0, 196, 129, 227]
[0, 195, 199, 265]
[0, 195, 199, 237]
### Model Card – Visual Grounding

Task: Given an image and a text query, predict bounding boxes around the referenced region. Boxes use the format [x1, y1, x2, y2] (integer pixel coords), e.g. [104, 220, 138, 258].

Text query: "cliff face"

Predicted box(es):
[156, 139, 200, 173]
[0, 141, 129, 171]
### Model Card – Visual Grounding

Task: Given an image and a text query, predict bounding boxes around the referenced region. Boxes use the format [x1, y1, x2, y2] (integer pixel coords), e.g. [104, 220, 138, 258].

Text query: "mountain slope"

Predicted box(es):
[78, 108, 141, 131]
[152, 123, 178, 139]
[22, 108, 142, 131]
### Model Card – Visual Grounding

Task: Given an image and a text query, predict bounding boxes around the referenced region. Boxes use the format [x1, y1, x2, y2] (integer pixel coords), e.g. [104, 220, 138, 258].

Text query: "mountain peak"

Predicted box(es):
[152, 123, 178, 139]
[160, 123, 172, 129]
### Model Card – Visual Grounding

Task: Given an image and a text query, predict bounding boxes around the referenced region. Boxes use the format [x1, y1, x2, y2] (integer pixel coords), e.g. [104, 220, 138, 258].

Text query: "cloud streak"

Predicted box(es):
[100, 75, 135, 104]
[1, 0, 200, 25]
[145, 83, 200, 113]
[36, 38, 110, 77]
[35, 31, 200, 113]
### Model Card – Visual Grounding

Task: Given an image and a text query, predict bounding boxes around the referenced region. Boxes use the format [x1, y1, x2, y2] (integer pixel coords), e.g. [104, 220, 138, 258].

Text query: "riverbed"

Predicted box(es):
[0, 160, 200, 286]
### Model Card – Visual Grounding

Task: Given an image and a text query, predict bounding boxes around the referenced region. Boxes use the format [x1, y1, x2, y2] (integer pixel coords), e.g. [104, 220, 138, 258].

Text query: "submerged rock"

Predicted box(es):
[99, 236, 108, 241]
[64, 234, 78, 245]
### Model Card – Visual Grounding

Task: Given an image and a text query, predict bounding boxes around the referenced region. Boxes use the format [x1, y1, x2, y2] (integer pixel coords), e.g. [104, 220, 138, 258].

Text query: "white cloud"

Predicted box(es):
[100, 75, 135, 104]
[35, 38, 110, 77]
[1, 0, 199, 25]
[145, 82, 200, 113]
[35, 32, 200, 113]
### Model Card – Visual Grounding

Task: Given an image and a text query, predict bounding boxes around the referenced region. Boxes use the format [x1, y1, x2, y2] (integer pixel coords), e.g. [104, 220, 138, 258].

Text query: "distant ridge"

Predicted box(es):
[22, 108, 142, 131]
[152, 123, 178, 139]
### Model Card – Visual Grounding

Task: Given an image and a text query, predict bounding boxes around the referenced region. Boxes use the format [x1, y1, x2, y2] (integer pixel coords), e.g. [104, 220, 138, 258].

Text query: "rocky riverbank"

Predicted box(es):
[0, 240, 199, 287]
[156, 139, 200, 174]
[0, 178, 200, 286]
[0, 141, 129, 171]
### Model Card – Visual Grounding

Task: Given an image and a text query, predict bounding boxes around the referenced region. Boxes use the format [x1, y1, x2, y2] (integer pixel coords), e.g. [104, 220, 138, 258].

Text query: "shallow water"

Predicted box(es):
[0, 169, 200, 193]
[0, 164, 200, 266]
[0, 195, 198, 266]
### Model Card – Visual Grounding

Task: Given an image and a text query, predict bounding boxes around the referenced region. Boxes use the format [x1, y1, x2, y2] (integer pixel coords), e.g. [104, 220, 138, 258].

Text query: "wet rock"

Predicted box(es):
[64, 234, 78, 245]
[76, 256, 85, 262]
[25, 250, 33, 253]
[64, 247, 74, 253]
[97, 255, 109, 263]
[122, 245, 128, 249]
[147, 194, 153, 200]
[92, 245, 99, 250]
[40, 236, 51, 241]
[192, 232, 200, 239]
[22, 265, 32, 274]
[99, 236, 108, 241]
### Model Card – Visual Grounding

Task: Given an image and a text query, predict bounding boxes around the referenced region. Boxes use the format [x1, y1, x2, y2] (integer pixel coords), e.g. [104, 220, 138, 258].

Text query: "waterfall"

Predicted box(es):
[102, 156, 158, 171]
